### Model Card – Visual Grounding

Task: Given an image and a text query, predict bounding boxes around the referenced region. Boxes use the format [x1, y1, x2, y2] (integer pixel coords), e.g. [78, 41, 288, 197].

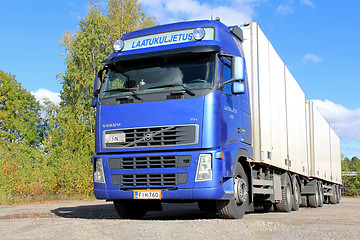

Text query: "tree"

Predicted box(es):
[0, 70, 48, 203]
[43, 0, 157, 195]
[0, 70, 43, 147]
[342, 156, 360, 196]
[107, 0, 157, 39]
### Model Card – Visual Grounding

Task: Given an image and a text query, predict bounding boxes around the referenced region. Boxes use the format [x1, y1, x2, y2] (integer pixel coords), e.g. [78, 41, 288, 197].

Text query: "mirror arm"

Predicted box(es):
[219, 79, 243, 89]
[218, 51, 234, 58]
[223, 78, 236, 85]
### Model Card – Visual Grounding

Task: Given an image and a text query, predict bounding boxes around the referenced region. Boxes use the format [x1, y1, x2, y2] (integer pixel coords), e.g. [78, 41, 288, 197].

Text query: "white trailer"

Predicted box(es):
[241, 22, 341, 211]
[307, 101, 342, 204]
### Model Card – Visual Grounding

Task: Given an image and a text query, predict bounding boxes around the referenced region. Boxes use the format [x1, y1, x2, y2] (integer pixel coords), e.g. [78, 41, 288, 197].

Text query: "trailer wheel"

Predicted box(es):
[276, 173, 292, 212]
[113, 200, 147, 219]
[216, 162, 249, 219]
[318, 182, 324, 207]
[336, 185, 340, 203]
[329, 184, 337, 204]
[291, 175, 301, 211]
[308, 181, 319, 208]
[300, 195, 308, 207]
[263, 203, 275, 212]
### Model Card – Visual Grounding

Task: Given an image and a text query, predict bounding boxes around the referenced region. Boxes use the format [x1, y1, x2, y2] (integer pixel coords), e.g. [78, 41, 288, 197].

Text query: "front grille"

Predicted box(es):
[111, 173, 188, 186]
[104, 124, 198, 149]
[108, 155, 191, 169]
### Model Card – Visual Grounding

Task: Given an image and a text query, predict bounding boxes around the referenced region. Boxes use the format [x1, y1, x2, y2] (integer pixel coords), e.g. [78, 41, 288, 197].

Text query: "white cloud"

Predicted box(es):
[139, 0, 257, 25]
[276, 4, 294, 15]
[301, 0, 315, 9]
[312, 99, 360, 141]
[31, 88, 61, 105]
[303, 53, 322, 63]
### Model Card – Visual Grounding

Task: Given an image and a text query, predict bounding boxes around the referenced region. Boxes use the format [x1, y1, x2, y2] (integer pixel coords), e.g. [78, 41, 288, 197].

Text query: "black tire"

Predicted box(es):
[291, 175, 301, 211]
[329, 184, 337, 204]
[308, 181, 319, 208]
[263, 203, 275, 212]
[113, 200, 147, 219]
[276, 173, 292, 212]
[216, 162, 249, 219]
[336, 185, 340, 204]
[300, 195, 308, 207]
[318, 182, 324, 207]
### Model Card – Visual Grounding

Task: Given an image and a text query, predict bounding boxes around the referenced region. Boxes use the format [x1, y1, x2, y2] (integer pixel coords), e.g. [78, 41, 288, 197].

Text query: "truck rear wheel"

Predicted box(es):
[276, 173, 292, 212]
[113, 200, 147, 219]
[216, 162, 249, 219]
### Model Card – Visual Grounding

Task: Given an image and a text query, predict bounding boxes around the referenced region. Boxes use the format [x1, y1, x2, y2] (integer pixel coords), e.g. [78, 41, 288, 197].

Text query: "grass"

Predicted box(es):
[0, 191, 96, 206]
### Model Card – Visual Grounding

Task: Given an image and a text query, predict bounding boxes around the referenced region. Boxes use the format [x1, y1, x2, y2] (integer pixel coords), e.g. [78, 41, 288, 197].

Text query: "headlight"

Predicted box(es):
[195, 154, 212, 181]
[193, 28, 205, 41]
[94, 158, 106, 183]
[113, 39, 124, 52]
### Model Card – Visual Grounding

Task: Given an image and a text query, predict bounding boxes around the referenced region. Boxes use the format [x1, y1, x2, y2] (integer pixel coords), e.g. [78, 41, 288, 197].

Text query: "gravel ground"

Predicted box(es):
[0, 197, 359, 240]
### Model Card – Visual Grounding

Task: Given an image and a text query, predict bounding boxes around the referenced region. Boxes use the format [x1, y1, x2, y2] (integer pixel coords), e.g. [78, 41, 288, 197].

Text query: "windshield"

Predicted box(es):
[100, 53, 215, 99]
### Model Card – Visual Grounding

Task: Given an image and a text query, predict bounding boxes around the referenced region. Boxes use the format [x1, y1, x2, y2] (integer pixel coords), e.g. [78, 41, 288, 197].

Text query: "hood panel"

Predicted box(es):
[96, 97, 204, 153]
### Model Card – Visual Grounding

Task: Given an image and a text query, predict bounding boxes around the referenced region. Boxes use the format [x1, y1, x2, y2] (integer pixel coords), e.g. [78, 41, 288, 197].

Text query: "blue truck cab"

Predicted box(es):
[92, 20, 253, 219]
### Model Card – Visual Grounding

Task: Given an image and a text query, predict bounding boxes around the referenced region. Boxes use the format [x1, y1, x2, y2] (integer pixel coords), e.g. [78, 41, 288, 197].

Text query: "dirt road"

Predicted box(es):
[0, 197, 359, 239]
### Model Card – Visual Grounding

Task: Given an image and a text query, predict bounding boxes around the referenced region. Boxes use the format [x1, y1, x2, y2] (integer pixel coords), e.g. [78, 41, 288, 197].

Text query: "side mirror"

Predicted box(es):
[93, 73, 102, 96]
[92, 68, 105, 108]
[232, 82, 245, 95]
[91, 97, 98, 108]
[233, 56, 245, 81]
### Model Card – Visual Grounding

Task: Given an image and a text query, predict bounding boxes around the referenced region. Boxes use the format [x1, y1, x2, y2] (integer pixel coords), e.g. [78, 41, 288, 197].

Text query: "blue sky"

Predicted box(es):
[1, 0, 359, 158]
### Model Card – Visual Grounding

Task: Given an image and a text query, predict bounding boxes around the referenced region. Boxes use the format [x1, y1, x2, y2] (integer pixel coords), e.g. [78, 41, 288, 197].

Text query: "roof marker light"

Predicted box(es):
[113, 40, 124, 52]
[193, 28, 205, 41]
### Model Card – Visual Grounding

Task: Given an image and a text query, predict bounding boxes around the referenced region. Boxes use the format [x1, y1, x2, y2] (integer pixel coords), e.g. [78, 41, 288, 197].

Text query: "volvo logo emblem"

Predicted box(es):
[144, 133, 153, 141]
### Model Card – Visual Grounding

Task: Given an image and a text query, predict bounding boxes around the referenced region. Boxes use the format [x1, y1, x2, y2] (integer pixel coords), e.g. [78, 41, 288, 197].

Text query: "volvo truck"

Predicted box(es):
[91, 20, 342, 219]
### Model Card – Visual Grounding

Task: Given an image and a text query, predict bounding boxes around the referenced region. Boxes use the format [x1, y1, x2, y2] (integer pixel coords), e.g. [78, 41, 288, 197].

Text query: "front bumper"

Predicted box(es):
[92, 149, 234, 200]
[94, 186, 233, 200]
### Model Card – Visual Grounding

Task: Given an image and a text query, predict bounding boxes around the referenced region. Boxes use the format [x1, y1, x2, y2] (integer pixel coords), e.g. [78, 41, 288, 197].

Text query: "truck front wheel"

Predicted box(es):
[216, 162, 249, 219]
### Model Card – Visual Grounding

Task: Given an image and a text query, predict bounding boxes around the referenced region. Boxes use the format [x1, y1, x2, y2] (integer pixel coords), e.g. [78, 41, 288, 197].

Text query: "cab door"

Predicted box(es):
[219, 56, 251, 146]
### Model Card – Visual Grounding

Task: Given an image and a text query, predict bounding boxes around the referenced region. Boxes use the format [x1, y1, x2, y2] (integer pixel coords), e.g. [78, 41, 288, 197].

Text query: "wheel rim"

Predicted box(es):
[234, 176, 248, 205]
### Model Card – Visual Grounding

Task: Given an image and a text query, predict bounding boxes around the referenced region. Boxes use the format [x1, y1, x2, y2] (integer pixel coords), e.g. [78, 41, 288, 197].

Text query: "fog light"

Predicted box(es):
[195, 154, 212, 181]
[94, 158, 105, 183]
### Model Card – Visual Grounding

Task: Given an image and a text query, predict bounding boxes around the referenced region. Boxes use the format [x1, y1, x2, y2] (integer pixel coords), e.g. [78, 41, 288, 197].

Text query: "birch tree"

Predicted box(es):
[43, 0, 157, 194]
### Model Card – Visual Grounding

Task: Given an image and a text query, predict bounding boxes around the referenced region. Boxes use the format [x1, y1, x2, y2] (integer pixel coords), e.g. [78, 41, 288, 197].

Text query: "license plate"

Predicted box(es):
[133, 190, 161, 200]
[105, 132, 126, 144]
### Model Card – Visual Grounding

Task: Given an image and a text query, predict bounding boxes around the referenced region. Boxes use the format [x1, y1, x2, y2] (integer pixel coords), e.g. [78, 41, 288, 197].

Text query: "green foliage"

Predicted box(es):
[0, 0, 156, 204]
[42, 0, 157, 195]
[0, 70, 50, 204]
[342, 156, 360, 196]
[0, 70, 44, 147]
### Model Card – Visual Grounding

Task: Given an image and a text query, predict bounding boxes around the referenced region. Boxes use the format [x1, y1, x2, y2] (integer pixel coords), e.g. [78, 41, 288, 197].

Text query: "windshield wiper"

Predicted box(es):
[147, 83, 195, 96]
[104, 88, 142, 100]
